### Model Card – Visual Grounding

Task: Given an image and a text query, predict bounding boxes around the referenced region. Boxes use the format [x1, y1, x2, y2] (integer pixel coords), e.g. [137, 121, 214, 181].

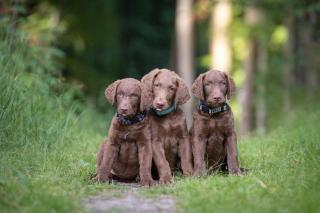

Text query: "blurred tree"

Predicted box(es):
[50, 0, 175, 108]
[176, 0, 194, 126]
[210, 0, 232, 73]
[255, 29, 267, 135]
[297, 11, 319, 98]
[239, 5, 262, 135]
[283, 8, 294, 112]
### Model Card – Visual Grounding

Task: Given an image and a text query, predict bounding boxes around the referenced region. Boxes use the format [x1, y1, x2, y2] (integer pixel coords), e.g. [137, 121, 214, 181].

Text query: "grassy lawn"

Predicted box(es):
[140, 107, 320, 212]
[1, 65, 319, 212]
[1, 33, 319, 213]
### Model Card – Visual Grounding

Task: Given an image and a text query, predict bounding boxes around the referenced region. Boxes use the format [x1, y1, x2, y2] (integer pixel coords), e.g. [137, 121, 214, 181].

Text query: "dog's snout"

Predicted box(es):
[153, 94, 168, 110]
[118, 101, 131, 115]
[119, 107, 128, 114]
[213, 96, 222, 101]
[155, 101, 165, 109]
[207, 94, 223, 106]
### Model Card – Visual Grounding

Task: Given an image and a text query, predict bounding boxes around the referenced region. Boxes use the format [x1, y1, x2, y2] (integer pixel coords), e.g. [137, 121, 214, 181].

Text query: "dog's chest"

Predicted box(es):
[204, 118, 228, 142]
[118, 142, 139, 160]
[151, 119, 180, 152]
[115, 131, 139, 162]
[119, 132, 134, 141]
[206, 128, 226, 158]
[157, 120, 181, 137]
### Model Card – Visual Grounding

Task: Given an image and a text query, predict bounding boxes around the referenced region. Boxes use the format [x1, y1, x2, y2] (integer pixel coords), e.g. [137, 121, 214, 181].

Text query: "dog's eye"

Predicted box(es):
[117, 92, 124, 97]
[154, 83, 160, 88]
[220, 81, 226, 85]
[169, 86, 175, 91]
[130, 94, 138, 99]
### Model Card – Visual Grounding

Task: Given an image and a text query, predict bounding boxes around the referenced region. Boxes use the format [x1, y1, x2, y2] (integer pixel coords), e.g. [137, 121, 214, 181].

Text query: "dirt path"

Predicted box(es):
[84, 183, 175, 213]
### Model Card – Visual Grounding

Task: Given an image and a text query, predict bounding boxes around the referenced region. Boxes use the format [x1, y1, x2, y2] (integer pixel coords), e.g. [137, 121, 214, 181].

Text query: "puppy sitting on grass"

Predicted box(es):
[94, 78, 155, 186]
[190, 70, 241, 176]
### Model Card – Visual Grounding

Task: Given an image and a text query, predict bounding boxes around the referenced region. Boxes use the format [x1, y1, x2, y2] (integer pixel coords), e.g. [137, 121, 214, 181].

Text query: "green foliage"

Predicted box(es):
[49, 0, 175, 100]
[0, 21, 111, 212]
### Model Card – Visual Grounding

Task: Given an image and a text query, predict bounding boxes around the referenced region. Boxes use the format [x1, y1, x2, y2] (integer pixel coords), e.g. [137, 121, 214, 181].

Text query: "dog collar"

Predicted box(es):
[116, 111, 146, 125]
[199, 100, 228, 117]
[150, 104, 176, 117]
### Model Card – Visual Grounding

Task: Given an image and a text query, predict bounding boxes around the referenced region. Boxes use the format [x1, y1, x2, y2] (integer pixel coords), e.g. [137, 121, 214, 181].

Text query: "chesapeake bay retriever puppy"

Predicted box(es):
[190, 70, 241, 176]
[95, 78, 155, 186]
[141, 68, 193, 184]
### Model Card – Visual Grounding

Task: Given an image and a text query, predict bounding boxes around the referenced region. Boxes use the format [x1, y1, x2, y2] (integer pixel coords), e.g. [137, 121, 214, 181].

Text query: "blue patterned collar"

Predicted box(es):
[150, 104, 176, 117]
[116, 111, 146, 125]
[199, 100, 228, 117]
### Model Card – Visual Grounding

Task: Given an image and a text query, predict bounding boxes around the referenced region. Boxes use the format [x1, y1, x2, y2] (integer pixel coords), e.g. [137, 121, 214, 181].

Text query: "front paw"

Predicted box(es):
[193, 163, 206, 176]
[94, 173, 111, 183]
[193, 168, 206, 177]
[139, 177, 156, 187]
[183, 168, 193, 176]
[229, 168, 241, 176]
[159, 173, 173, 185]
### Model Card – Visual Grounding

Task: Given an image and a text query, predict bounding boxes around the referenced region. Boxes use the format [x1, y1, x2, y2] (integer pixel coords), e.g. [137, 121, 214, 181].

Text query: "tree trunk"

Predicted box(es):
[210, 0, 232, 73]
[239, 38, 257, 135]
[175, 0, 194, 127]
[283, 10, 294, 112]
[239, 6, 263, 136]
[301, 13, 319, 98]
[255, 39, 267, 135]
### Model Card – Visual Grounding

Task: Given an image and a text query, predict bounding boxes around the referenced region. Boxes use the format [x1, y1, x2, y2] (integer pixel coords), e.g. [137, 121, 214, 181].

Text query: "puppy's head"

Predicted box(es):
[192, 70, 236, 107]
[105, 78, 145, 117]
[141, 68, 190, 111]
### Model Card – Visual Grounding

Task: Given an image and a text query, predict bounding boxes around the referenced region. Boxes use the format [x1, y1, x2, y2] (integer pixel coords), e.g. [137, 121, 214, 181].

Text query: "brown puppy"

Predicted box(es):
[95, 78, 155, 186]
[190, 70, 240, 175]
[141, 68, 193, 184]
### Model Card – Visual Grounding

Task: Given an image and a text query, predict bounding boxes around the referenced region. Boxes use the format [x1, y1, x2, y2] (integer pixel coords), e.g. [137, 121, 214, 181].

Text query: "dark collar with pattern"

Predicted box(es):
[116, 111, 146, 125]
[199, 100, 229, 117]
[150, 104, 176, 117]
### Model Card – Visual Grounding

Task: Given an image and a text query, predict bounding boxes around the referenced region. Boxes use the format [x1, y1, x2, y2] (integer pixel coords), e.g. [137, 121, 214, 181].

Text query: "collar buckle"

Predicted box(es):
[199, 101, 228, 117]
[208, 108, 214, 116]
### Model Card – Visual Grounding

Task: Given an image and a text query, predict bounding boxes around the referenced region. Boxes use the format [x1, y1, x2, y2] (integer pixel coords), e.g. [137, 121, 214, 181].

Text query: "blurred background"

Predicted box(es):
[1, 0, 319, 136]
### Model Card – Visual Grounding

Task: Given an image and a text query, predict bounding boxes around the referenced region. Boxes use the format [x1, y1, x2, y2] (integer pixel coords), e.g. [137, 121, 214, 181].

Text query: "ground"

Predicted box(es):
[85, 183, 175, 213]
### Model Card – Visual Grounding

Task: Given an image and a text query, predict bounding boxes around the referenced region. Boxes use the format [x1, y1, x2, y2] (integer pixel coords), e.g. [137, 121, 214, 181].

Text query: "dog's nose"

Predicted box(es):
[213, 97, 222, 102]
[119, 108, 128, 114]
[207, 97, 222, 106]
[155, 102, 165, 109]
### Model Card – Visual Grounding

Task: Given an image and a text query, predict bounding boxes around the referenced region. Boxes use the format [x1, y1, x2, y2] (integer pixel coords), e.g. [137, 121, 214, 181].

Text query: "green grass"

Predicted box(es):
[1, 25, 320, 213]
[140, 107, 320, 212]
[0, 27, 110, 212]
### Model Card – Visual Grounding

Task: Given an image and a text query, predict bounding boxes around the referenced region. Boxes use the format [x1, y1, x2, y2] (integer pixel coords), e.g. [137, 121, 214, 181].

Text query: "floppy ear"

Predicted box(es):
[140, 82, 151, 111]
[140, 68, 161, 110]
[105, 80, 121, 105]
[174, 73, 191, 106]
[225, 73, 236, 100]
[192, 73, 205, 100]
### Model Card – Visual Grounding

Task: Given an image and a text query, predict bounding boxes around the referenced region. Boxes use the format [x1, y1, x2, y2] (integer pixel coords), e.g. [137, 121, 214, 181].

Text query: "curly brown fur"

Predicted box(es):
[141, 69, 193, 184]
[190, 70, 240, 176]
[95, 78, 155, 186]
